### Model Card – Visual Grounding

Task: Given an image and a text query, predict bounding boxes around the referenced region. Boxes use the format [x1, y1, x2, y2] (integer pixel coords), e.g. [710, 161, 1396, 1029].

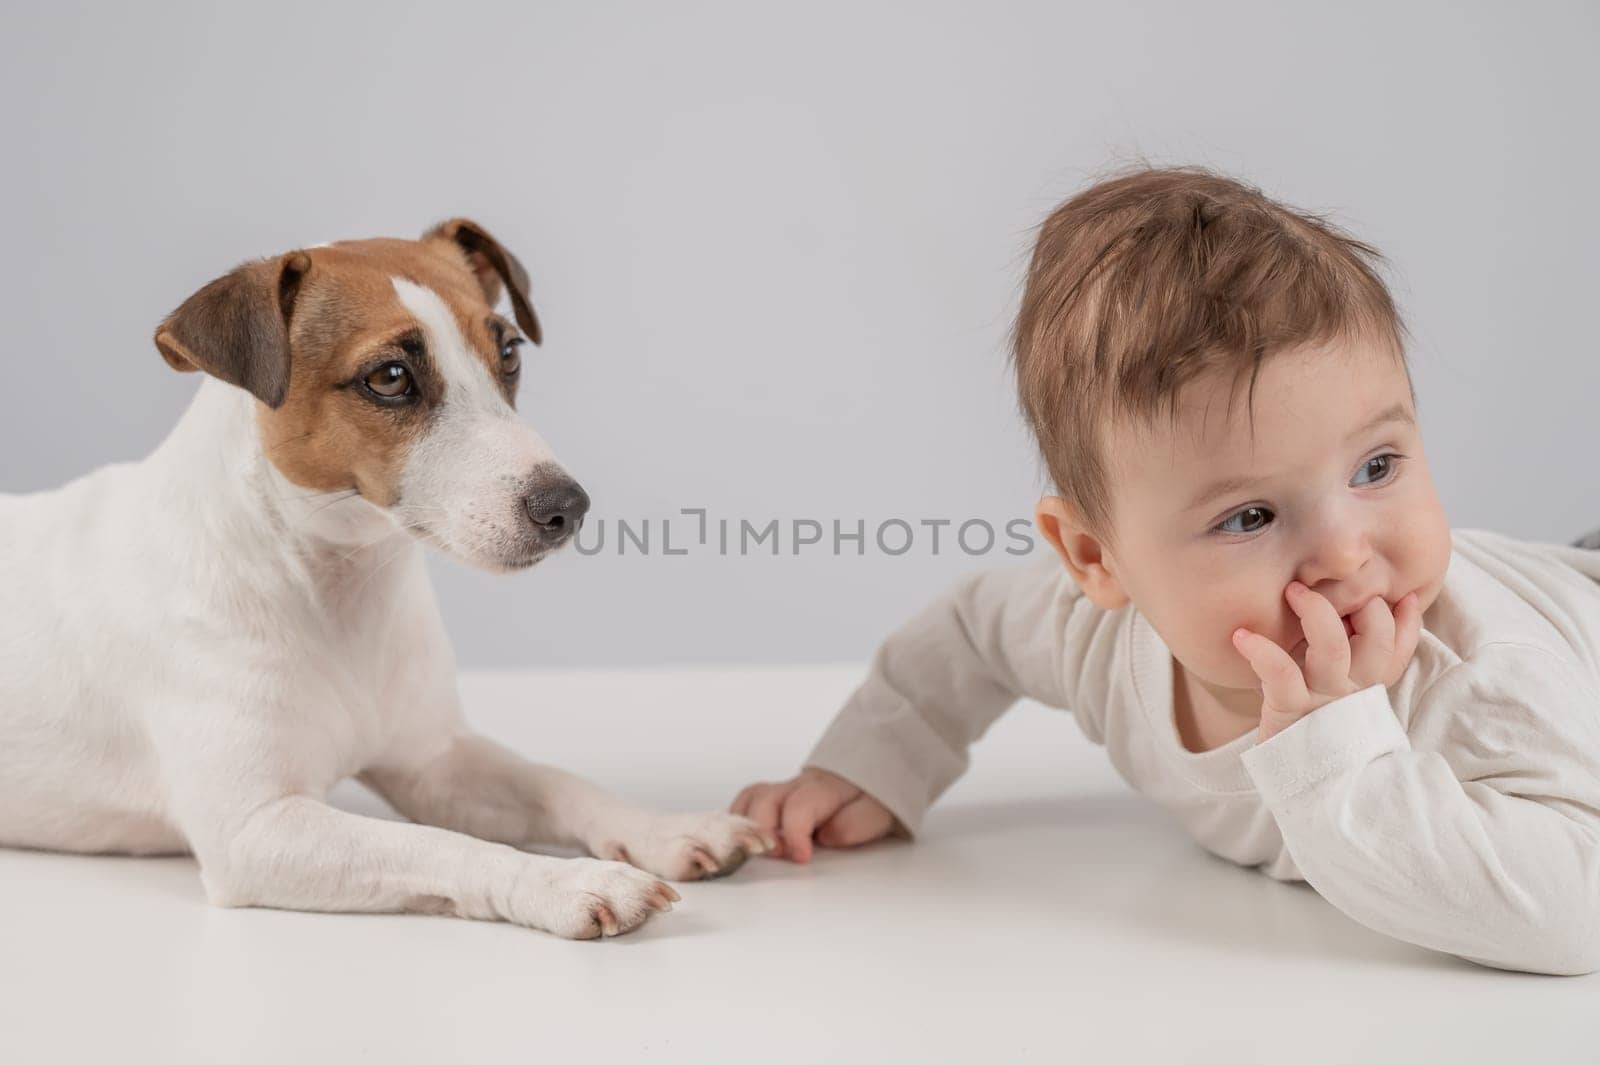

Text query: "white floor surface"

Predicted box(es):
[2, 666, 1595, 1063]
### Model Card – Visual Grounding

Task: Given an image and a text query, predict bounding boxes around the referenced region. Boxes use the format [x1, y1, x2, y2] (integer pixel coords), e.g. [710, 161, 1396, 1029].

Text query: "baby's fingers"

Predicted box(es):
[743, 785, 789, 851]
[1347, 594, 1397, 685]
[781, 776, 865, 863]
[779, 791, 825, 864]
[1286, 581, 1350, 692]
[1232, 627, 1309, 715]
[815, 794, 895, 849]
[1388, 592, 1422, 682]
[729, 783, 759, 818]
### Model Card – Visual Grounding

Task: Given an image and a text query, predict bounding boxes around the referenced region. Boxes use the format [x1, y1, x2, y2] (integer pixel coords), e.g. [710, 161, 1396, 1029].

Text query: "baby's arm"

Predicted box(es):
[732, 554, 1082, 860]
[1240, 641, 1600, 976]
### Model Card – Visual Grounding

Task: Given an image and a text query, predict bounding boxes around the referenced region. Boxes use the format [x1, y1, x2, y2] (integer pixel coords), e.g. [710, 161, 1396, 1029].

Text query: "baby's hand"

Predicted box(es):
[1232, 581, 1422, 744]
[729, 768, 896, 863]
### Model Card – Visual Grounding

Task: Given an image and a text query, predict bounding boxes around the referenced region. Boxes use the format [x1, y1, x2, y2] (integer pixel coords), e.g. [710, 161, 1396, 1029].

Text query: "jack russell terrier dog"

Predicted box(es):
[0, 220, 773, 938]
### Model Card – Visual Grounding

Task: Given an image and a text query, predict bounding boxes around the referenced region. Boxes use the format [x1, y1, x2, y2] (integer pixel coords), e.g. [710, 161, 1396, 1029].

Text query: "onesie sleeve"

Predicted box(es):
[1239, 642, 1600, 975]
[804, 554, 1082, 836]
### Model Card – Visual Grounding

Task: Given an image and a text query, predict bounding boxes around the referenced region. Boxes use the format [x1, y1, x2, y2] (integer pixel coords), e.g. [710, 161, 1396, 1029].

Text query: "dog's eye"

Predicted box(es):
[365, 362, 414, 399]
[500, 337, 524, 376]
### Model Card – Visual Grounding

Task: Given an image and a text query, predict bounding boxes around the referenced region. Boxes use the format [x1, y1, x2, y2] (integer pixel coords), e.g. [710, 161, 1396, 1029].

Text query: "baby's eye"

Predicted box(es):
[1352, 452, 1403, 486]
[1216, 505, 1274, 536]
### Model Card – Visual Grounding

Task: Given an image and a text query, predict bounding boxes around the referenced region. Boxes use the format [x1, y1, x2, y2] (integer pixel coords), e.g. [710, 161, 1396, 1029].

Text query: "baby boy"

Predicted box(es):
[731, 167, 1600, 975]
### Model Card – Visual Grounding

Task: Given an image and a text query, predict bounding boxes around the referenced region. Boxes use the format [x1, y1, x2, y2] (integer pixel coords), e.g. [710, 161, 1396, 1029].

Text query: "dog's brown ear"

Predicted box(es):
[424, 218, 542, 345]
[153, 251, 312, 409]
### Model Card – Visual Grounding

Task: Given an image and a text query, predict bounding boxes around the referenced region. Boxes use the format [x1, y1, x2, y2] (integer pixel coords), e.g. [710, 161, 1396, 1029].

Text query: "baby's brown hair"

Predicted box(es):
[1011, 166, 1411, 546]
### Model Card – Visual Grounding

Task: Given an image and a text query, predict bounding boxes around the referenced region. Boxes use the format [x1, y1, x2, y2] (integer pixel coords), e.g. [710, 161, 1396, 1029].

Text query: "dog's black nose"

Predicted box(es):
[524, 477, 590, 545]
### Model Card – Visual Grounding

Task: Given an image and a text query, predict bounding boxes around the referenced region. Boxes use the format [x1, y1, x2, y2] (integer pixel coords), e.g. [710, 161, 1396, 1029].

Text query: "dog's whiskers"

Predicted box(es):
[280, 488, 358, 504]
[347, 536, 419, 601]
[291, 489, 362, 527]
[262, 431, 315, 458]
[328, 516, 431, 568]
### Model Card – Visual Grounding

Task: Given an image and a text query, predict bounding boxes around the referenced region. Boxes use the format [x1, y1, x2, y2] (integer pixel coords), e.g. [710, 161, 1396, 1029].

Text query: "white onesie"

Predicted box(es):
[806, 528, 1600, 975]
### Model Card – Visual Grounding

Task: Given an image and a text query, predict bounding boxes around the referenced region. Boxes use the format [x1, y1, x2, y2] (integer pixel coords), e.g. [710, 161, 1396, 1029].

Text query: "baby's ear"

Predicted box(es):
[1034, 498, 1130, 610]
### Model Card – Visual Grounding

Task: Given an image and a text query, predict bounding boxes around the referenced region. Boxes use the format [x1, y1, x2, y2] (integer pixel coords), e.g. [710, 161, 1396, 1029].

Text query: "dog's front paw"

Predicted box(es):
[517, 857, 679, 939]
[594, 812, 775, 882]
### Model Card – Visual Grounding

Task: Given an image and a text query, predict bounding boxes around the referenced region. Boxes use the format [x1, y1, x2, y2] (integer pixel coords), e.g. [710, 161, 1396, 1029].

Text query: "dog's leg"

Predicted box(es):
[362, 734, 775, 881]
[184, 794, 679, 937]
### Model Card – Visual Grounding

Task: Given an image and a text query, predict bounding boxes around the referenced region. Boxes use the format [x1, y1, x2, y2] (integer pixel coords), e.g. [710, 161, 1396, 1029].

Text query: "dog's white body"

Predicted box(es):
[3, 380, 416, 855]
[0, 228, 766, 938]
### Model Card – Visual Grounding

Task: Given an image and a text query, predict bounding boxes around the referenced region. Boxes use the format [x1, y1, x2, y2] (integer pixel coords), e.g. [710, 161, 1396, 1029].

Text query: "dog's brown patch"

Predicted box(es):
[258, 237, 523, 504]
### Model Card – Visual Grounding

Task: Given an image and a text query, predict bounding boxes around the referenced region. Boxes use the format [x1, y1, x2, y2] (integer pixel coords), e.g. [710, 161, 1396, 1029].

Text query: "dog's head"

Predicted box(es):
[153, 219, 587, 571]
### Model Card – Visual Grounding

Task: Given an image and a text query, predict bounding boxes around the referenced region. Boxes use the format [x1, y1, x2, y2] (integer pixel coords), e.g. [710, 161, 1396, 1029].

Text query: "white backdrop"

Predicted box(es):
[2, 0, 1594, 665]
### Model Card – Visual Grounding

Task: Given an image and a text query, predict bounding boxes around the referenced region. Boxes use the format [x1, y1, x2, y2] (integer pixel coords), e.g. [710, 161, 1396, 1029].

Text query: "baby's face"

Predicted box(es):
[1099, 337, 1451, 700]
